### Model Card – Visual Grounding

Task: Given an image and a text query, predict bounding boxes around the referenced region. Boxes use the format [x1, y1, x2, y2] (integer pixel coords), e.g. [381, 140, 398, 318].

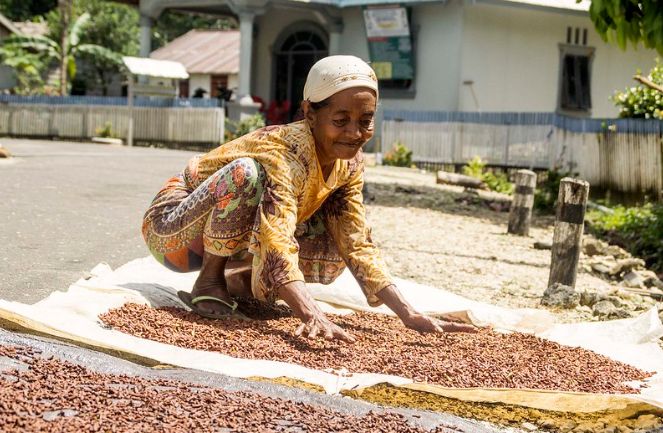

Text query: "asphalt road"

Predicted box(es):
[0, 138, 197, 303]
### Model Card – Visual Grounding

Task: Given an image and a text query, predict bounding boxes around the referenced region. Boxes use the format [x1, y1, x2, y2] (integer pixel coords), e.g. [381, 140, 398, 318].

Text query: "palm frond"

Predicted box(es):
[69, 12, 90, 48]
[4, 34, 59, 52]
[75, 44, 123, 65]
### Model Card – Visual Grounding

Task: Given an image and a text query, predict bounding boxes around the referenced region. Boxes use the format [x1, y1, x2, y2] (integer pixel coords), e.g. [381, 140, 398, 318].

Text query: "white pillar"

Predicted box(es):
[139, 14, 153, 58]
[328, 20, 343, 55]
[238, 11, 255, 105]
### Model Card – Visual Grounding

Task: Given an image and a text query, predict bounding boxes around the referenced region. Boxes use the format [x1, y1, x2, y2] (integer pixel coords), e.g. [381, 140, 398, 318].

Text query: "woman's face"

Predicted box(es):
[304, 87, 377, 166]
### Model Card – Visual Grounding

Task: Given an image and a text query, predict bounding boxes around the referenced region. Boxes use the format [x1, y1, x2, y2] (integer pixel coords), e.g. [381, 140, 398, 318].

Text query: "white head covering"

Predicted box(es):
[303, 55, 379, 103]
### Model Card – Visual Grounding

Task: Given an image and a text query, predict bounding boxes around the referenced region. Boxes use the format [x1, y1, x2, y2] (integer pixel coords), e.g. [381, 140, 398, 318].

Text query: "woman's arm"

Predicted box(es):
[376, 284, 477, 333]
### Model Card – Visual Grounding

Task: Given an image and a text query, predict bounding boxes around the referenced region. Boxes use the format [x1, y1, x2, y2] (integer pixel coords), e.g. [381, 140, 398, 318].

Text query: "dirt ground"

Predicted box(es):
[362, 165, 658, 324]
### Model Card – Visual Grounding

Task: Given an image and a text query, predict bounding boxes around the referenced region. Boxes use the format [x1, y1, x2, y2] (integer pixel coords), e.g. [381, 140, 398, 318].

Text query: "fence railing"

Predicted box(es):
[0, 94, 221, 108]
[381, 110, 663, 195]
[0, 103, 224, 145]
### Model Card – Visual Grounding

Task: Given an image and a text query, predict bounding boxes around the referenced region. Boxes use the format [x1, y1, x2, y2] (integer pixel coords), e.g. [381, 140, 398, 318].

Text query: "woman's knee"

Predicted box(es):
[229, 158, 264, 190]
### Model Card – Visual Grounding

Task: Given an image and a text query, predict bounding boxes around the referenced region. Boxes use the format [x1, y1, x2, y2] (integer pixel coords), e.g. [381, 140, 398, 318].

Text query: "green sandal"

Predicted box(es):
[177, 291, 247, 320]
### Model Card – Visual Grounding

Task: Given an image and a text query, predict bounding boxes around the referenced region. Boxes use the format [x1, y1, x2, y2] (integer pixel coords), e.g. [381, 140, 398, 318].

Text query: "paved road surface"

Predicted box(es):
[0, 138, 197, 303]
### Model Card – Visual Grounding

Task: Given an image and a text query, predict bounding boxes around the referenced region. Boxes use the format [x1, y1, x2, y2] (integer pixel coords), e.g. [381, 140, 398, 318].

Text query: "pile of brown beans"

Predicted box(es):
[0, 345, 456, 433]
[100, 302, 652, 394]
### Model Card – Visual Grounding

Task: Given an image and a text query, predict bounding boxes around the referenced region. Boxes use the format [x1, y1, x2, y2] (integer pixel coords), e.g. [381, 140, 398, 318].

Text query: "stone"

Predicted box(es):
[521, 422, 538, 431]
[616, 426, 633, 433]
[583, 238, 609, 256]
[0, 146, 10, 158]
[609, 258, 646, 276]
[610, 308, 633, 319]
[580, 291, 607, 307]
[606, 245, 630, 259]
[559, 420, 578, 432]
[575, 305, 593, 315]
[593, 300, 617, 317]
[533, 241, 552, 250]
[622, 271, 646, 288]
[633, 413, 661, 430]
[542, 283, 580, 309]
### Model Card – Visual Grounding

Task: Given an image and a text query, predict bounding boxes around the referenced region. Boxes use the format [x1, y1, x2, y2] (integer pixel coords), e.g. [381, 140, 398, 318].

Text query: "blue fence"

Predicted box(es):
[0, 94, 221, 108]
[382, 110, 663, 134]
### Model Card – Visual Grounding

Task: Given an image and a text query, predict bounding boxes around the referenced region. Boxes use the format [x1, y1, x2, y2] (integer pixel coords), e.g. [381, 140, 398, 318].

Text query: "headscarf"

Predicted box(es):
[303, 55, 379, 103]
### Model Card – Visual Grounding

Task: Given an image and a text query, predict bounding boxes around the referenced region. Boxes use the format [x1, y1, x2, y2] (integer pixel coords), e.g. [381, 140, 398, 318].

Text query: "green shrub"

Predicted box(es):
[462, 156, 513, 194]
[533, 169, 576, 212]
[587, 203, 663, 273]
[613, 59, 663, 119]
[224, 113, 265, 142]
[94, 121, 117, 138]
[383, 141, 413, 167]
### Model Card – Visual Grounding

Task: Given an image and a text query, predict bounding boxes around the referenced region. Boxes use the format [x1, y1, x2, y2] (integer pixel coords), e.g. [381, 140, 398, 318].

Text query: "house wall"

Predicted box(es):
[458, 1, 656, 117]
[189, 73, 211, 98]
[253, 7, 327, 102]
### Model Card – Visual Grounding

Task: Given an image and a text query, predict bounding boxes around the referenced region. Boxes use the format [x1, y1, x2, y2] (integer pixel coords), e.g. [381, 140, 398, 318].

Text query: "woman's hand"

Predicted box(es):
[279, 281, 355, 343]
[401, 313, 478, 334]
[294, 313, 356, 342]
[376, 284, 478, 334]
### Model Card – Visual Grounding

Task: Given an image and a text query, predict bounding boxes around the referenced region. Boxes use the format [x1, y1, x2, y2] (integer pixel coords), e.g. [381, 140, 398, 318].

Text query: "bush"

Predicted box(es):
[94, 121, 117, 138]
[383, 141, 413, 167]
[587, 203, 663, 274]
[613, 59, 663, 119]
[533, 169, 576, 212]
[224, 113, 265, 142]
[462, 156, 513, 194]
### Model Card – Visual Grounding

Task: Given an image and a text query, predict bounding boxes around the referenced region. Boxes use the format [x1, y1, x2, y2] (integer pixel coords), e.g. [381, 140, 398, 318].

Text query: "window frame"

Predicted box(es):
[557, 44, 595, 116]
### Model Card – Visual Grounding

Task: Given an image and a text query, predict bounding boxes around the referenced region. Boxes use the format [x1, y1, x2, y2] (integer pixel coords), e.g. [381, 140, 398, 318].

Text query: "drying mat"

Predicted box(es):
[1, 256, 662, 416]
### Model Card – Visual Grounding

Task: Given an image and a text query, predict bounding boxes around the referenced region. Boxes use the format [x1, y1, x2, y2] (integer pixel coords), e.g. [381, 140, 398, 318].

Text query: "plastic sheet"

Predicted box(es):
[0, 256, 662, 414]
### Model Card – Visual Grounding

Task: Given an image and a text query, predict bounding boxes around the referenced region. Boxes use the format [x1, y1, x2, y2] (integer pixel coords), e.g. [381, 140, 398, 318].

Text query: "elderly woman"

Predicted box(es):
[142, 56, 475, 342]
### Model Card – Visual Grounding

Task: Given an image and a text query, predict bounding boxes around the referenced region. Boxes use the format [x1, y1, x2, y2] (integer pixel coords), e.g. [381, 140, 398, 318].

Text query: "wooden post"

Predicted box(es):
[508, 169, 537, 236]
[547, 178, 590, 288]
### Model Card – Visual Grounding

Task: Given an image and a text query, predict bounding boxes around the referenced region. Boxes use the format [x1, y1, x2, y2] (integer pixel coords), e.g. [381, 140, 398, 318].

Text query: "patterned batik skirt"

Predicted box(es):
[142, 157, 346, 299]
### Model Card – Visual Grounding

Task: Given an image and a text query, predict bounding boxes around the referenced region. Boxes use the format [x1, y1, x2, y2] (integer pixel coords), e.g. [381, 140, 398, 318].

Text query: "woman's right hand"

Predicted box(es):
[278, 281, 355, 343]
[294, 313, 356, 342]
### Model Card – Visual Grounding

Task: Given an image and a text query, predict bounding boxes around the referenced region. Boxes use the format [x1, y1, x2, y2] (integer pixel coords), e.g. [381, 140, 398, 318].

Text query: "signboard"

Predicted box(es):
[363, 6, 413, 80]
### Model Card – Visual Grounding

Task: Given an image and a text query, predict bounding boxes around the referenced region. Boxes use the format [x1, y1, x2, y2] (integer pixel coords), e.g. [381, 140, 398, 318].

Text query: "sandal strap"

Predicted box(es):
[190, 295, 238, 311]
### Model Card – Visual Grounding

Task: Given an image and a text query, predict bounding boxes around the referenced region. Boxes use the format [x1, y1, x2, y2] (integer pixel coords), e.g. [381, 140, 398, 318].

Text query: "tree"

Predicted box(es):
[48, 0, 139, 95]
[587, 0, 663, 56]
[152, 10, 235, 50]
[0, 0, 56, 21]
[1, 12, 121, 95]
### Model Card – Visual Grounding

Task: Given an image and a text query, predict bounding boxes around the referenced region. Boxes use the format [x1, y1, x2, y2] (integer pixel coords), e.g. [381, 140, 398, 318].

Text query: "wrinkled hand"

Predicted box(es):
[402, 313, 478, 334]
[295, 313, 356, 343]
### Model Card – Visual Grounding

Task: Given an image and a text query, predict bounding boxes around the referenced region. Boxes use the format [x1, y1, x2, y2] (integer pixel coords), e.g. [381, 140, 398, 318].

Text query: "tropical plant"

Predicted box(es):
[383, 141, 413, 167]
[612, 59, 663, 119]
[462, 156, 514, 194]
[224, 113, 266, 142]
[587, 0, 663, 56]
[1, 12, 122, 95]
[0, 48, 46, 94]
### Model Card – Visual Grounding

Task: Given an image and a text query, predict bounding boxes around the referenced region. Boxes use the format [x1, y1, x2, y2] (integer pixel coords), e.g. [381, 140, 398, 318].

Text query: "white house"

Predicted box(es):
[122, 0, 656, 119]
[150, 29, 240, 99]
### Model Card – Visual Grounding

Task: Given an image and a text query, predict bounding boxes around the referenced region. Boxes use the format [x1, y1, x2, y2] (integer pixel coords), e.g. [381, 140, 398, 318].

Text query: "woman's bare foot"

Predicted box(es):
[225, 257, 253, 299]
[191, 252, 234, 315]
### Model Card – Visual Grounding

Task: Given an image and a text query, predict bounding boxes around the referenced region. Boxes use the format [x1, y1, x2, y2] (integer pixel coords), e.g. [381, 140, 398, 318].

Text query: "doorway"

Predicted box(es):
[272, 25, 328, 122]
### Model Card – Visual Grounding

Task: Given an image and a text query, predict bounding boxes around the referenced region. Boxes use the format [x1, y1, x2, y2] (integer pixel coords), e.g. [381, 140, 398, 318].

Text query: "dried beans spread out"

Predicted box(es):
[100, 301, 653, 394]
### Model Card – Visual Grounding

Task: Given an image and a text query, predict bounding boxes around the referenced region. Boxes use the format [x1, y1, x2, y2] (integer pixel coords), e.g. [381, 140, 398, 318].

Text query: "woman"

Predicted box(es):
[142, 55, 476, 342]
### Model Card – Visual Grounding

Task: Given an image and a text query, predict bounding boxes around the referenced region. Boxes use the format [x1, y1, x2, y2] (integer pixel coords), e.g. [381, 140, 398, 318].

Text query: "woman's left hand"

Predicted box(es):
[402, 313, 478, 334]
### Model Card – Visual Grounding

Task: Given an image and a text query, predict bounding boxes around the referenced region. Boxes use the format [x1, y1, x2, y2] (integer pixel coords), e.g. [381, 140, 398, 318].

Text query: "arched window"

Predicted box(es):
[271, 25, 328, 123]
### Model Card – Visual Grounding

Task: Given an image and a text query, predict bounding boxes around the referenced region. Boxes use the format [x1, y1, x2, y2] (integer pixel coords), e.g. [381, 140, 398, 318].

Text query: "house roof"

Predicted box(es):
[123, 56, 190, 79]
[0, 12, 21, 35]
[150, 30, 240, 75]
[12, 20, 48, 37]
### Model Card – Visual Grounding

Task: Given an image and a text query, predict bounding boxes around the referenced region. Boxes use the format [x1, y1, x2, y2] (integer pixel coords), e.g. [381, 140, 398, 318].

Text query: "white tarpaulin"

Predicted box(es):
[1, 256, 662, 413]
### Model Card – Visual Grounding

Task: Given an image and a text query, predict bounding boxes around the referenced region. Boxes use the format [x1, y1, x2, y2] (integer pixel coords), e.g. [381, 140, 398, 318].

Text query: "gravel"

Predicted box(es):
[100, 302, 652, 394]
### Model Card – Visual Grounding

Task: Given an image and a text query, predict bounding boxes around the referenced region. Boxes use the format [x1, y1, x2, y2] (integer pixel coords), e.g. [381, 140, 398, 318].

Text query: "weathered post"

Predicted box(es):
[547, 178, 590, 288]
[507, 169, 537, 236]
